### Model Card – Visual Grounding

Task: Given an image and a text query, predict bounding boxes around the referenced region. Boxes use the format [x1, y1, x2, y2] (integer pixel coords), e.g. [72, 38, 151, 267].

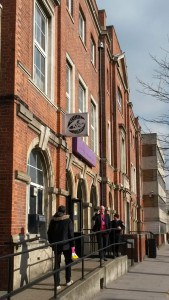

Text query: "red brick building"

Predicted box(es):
[0, 0, 143, 288]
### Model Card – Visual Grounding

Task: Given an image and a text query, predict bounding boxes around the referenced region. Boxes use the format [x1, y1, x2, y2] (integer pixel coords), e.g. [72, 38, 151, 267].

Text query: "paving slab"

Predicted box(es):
[95, 244, 169, 300]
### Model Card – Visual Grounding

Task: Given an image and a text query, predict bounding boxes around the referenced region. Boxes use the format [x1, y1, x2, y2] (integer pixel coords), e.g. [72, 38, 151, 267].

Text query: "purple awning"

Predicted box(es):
[72, 137, 96, 167]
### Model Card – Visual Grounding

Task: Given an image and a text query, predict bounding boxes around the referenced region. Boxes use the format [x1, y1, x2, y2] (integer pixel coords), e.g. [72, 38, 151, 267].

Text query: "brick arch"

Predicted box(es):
[66, 169, 76, 199]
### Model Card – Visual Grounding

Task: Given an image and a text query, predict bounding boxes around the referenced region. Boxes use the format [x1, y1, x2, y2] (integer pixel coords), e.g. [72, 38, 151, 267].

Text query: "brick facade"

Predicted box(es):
[0, 0, 143, 288]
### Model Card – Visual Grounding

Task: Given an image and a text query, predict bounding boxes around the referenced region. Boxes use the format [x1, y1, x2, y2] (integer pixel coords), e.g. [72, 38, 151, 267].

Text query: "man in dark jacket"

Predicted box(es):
[93, 205, 110, 261]
[47, 205, 75, 290]
[110, 213, 125, 257]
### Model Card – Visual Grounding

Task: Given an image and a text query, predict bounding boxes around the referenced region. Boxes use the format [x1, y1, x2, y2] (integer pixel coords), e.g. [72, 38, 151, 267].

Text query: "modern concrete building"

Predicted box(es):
[142, 133, 167, 245]
[165, 190, 169, 237]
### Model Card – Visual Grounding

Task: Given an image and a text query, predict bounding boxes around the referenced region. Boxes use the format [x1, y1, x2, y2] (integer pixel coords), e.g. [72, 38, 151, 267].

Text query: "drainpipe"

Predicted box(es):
[0, 4, 2, 73]
[98, 41, 104, 205]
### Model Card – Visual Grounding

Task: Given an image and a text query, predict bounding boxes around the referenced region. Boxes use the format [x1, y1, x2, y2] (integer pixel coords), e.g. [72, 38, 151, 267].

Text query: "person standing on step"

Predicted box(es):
[94, 205, 110, 261]
[47, 205, 75, 290]
[110, 213, 125, 257]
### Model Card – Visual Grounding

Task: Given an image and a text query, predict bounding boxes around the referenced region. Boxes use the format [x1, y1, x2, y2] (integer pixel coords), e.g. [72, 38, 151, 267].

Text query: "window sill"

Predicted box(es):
[66, 7, 74, 23]
[79, 36, 87, 52]
[91, 61, 97, 73]
[29, 78, 59, 111]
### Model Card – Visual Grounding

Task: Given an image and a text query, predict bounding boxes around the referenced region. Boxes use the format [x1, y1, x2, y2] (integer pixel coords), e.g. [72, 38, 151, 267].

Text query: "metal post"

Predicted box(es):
[131, 242, 134, 266]
[54, 244, 58, 299]
[7, 256, 13, 300]
[81, 235, 84, 280]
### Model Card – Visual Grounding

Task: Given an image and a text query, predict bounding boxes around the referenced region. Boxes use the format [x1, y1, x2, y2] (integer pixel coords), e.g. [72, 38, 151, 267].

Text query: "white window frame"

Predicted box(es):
[120, 131, 126, 173]
[33, 0, 54, 100]
[90, 98, 98, 153]
[133, 167, 136, 193]
[78, 75, 88, 143]
[78, 82, 85, 113]
[91, 37, 95, 66]
[78, 75, 88, 113]
[117, 87, 122, 110]
[66, 0, 73, 15]
[108, 121, 111, 164]
[130, 164, 136, 193]
[79, 9, 85, 44]
[66, 54, 75, 113]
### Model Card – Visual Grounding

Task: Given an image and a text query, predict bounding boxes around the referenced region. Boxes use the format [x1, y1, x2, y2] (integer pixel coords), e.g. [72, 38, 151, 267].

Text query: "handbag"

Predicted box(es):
[71, 247, 79, 261]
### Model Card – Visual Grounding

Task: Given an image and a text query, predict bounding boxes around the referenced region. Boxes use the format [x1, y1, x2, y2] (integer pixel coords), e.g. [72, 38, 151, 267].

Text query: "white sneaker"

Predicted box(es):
[66, 280, 73, 286]
[57, 285, 61, 290]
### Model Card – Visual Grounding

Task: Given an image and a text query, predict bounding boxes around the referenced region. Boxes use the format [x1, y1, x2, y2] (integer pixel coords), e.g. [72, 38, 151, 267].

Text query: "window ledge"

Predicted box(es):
[15, 170, 31, 184]
[91, 61, 97, 73]
[29, 78, 58, 111]
[66, 8, 74, 23]
[79, 36, 87, 52]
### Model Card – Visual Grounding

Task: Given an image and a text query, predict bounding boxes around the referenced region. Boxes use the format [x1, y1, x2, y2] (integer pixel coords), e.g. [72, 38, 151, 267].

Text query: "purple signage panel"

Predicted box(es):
[72, 137, 96, 167]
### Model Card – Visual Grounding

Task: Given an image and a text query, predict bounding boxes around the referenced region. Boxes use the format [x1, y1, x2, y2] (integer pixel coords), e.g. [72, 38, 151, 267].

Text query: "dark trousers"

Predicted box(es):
[54, 248, 72, 286]
[110, 233, 121, 256]
[97, 233, 109, 259]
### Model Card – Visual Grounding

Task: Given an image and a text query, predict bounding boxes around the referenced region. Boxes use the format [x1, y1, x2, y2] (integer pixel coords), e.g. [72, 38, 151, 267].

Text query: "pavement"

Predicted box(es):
[1, 244, 169, 300]
[10, 258, 101, 300]
[95, 243, 169, 300]
[3, 255, 128, 300]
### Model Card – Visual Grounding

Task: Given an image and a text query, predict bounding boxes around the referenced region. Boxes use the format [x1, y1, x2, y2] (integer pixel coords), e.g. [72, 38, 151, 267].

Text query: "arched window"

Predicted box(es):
[27, 149, 46, 235]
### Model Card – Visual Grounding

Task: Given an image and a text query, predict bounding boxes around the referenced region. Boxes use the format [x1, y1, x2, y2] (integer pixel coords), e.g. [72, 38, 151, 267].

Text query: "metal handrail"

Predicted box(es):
[129, 231, 155, 238]
[0, 228, 134, 300]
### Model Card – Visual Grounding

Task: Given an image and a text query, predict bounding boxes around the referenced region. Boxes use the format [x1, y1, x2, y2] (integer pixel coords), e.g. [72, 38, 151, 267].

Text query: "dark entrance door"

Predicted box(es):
[72, 198, 83, 257]
[66, 196, 83, 257]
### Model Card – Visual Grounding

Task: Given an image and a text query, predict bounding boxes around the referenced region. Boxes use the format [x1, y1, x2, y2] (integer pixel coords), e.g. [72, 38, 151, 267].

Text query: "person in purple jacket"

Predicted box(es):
[94, 205, 110, 261]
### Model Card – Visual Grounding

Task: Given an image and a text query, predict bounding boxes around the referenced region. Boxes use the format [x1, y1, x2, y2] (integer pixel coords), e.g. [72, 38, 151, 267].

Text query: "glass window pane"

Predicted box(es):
[29, 197, 36, 214]
[37, 170, 43, 186]
[34, 47, 45, 92]
[28, 150, 44, 184]
[78, 83, 84, 112]
[39, 17, 45, 50]
[29, 186, 36, 214]
[29, 151, 36, 166]
[29, 166, 36, 183]
[35, 47, 40, 69]
[66, 64, 70, 94]
[37, 153, 43, 170]
[38, 189, 43, 214]
[35, 4, 46, 51]
[34, 3, 47, 94]
[41, 54, 45, 76]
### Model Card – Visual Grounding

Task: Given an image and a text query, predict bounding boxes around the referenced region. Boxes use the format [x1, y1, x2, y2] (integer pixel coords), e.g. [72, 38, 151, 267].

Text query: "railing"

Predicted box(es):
[129, 231, 155, 238]
[129, 230, 156, 256]
[0, 228, 134, 300]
